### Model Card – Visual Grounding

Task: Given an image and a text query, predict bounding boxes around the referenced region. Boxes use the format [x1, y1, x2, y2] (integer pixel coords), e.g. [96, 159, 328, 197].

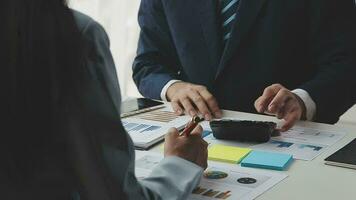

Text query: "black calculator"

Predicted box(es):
[210, 120, 278, 143]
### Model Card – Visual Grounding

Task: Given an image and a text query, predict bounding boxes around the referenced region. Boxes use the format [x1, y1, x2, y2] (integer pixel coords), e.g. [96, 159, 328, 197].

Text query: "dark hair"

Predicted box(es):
[1, 0, 86, 196]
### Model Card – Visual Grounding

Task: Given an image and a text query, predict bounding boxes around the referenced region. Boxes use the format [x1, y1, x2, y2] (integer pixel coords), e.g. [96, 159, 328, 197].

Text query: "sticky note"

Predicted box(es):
[202, 130, 212, 138]
[241, 151, 293, 171]
[208, 145, 252, 164]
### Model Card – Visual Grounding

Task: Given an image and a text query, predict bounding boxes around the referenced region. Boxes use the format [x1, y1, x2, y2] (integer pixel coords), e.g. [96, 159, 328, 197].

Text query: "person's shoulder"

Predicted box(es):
[71, 9, 110, 45]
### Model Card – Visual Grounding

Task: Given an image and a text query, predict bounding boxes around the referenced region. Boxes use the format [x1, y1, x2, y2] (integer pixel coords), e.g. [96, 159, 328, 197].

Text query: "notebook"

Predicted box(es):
[325, 138, 356, 170]
[241, 151, 293, 171]
[208, 145, 252, 164]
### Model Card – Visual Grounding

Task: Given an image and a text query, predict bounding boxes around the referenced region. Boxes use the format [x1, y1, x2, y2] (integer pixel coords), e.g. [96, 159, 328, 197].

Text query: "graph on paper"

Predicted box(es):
[135, 152, 288, 200]
[122, 121, 161, 134]
[132, 110, 180, 123]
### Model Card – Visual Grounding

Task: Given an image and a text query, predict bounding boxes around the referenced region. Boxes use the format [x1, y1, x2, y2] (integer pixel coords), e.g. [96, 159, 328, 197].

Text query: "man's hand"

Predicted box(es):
[164, 126, 208, 169]
[166, 82, 222, 120]
[254, 84, 306, 132]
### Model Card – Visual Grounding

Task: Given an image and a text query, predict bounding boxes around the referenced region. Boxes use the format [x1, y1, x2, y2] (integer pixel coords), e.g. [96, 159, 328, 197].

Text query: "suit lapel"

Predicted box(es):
[216, 0, 268, 78]
[198, 0, 222, 75]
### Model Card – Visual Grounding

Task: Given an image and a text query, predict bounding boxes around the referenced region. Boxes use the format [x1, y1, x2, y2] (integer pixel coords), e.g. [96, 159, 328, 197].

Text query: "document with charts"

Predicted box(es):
[122, 107, 190, 150]
[252, 127, 346, 160]
[203, 121, 346, 161]
[135, 151, 287, 200]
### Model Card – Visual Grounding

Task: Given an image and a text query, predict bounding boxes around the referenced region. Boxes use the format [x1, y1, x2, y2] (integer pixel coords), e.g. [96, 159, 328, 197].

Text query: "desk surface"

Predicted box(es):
[149, 110, 356, 200]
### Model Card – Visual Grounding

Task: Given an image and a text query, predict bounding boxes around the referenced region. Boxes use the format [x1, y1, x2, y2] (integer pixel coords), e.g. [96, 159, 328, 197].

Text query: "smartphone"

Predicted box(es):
[121, 98, 164, 117]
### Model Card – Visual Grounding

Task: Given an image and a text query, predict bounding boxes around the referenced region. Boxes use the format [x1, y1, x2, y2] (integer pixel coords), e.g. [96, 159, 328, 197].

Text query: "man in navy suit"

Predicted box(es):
[133, 0, 356, 131]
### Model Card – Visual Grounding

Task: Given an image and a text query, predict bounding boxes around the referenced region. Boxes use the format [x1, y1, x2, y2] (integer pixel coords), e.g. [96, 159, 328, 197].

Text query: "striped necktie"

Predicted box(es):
[221, 0, 240, 43]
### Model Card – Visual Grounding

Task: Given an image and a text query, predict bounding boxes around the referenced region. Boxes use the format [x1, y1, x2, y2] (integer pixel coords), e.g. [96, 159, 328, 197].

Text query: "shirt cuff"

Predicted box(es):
[292, 89, 317, 121]
[160, 80, 182, 101]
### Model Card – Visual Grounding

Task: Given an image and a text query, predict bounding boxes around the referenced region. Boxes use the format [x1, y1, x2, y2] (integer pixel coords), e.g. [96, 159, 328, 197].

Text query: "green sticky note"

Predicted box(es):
[208, 145, 252, 164]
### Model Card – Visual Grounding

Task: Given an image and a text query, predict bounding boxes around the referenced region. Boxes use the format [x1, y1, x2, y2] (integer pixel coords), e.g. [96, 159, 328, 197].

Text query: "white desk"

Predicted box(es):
[149, 110, 356, 200]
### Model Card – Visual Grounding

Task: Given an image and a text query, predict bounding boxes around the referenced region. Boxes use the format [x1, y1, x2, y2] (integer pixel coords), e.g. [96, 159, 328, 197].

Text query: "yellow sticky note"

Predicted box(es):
[208, 145, 252, 164]
[159, 143, 164, 151]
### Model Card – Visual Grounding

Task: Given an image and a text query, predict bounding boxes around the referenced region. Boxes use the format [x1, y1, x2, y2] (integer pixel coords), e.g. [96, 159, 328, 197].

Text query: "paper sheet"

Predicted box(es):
[135, 151, 287, 200]
[203, 124, 346, 161]
[251, 127, 346, 161]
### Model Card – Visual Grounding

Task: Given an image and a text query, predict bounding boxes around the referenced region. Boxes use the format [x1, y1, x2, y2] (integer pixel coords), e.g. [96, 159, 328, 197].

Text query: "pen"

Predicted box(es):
[181, 115, 204, 137]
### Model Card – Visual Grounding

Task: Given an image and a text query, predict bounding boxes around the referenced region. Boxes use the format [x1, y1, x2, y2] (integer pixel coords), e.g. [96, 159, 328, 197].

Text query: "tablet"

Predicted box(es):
[121, 98, 164, 118]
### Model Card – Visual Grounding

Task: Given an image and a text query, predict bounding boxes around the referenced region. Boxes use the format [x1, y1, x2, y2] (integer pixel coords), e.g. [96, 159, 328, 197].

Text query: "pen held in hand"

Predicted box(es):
[181, 116, 204, 137]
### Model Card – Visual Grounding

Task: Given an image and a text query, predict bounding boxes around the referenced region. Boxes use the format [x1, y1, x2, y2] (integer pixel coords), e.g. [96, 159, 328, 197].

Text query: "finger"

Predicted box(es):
[165, 128, 180, 139]
[190, 125, 203, 137]
[171, 99, 184, 115]
[198, 88, 222, 118]
[180, 97, 197, 116]
[268, 89, 292, 114]
[256, 84, 284, 112]
[254, 96, 265, 113]
[187, 91, 212, 120]
[277, 98, 296, 119]
[194, 141, 208, 169]
[280, 112, 299, 132]
[202, 145, 209, 169]
[202, 139, 209, 148]
[164, 128, 179, 156]
[201, 149, 208, 169]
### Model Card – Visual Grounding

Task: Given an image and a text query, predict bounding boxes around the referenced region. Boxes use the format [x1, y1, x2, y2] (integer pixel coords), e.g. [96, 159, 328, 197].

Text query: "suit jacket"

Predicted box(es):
[133, 0, 356, 124]
[5, 11, 203, 200]
[71, 11, 204, 200]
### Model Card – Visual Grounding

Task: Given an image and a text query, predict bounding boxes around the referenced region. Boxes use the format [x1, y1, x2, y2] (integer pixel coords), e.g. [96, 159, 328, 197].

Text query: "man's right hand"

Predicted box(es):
[164, 126, 208, 169]
[166, 82, 222, 121]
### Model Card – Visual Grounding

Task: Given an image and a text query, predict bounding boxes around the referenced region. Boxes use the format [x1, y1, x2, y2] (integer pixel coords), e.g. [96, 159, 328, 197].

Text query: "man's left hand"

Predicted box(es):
[254, 84, 306, 132]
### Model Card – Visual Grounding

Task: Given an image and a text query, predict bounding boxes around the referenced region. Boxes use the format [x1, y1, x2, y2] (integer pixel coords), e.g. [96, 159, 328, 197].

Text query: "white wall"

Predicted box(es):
[69, 0, 142, 99]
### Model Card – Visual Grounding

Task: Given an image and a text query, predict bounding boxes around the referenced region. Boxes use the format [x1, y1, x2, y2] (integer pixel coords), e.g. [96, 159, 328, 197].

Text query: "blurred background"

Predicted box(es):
[69, 0, 356, 125]
[69, 0, 141, 99]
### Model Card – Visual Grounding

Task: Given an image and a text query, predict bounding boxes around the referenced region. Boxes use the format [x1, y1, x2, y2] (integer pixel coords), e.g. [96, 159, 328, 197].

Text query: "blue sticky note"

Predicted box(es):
[241, 151, 293, 171]
[202, 130, 212, 138]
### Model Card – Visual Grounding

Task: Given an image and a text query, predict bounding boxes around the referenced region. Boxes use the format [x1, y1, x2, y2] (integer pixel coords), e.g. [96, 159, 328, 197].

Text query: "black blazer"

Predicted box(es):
[1, 11, 123, 200]
[133, 0, 356, 123]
